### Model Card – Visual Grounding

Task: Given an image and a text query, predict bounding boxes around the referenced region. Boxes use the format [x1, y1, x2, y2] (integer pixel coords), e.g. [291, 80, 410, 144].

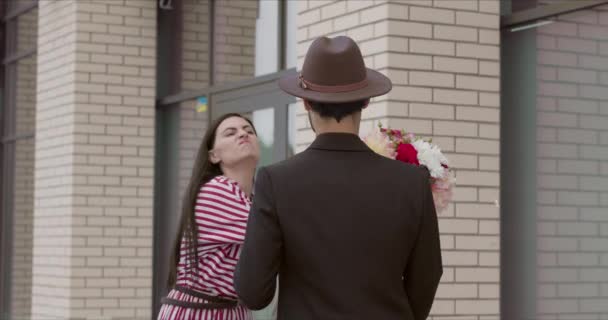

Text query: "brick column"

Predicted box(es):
[295, 1, 501, 318]
[33, 1, 156, 318]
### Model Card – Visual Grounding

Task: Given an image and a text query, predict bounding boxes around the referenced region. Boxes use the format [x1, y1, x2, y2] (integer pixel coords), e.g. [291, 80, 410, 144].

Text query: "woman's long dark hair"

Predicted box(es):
[167, 113, 256, 287]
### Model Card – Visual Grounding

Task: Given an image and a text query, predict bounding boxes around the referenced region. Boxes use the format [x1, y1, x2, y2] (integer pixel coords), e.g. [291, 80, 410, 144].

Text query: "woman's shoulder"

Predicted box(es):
[199, 176, 244, 199]
[200, 175, 233, 191]
[198, 176, 250, 207]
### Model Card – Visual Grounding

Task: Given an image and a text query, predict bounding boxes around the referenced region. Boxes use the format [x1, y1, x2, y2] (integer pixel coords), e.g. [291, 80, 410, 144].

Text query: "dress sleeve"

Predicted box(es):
[194, 178, 250, 244]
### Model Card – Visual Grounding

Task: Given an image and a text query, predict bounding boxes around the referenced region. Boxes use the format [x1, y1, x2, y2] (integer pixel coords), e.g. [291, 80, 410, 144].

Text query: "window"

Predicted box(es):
[501, 2, 608, 319]
[0, 1, 38, 319]
[153, 2, 297, 318]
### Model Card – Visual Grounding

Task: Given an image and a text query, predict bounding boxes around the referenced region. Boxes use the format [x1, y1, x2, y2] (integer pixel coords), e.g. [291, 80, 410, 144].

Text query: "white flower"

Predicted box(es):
[412, 139, 446, 179]
[436, 148, 449, 167]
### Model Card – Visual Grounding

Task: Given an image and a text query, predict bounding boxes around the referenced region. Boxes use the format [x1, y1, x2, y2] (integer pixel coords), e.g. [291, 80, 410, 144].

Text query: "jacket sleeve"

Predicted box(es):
[234, 167, 282, 310]
[403, 170, 443, 320]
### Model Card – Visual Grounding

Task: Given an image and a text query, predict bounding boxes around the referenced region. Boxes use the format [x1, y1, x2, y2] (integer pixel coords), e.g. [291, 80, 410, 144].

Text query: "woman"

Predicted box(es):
[158, 113, 260, 320]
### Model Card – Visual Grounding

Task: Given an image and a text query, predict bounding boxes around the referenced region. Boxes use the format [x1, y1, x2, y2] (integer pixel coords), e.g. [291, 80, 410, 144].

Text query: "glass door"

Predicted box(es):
[240, 108, 274, 168]
[211, 76, 295, 320]
[153, 69, 296, 318]
[153, 0, 299, 314]
[501, 2, 608, 319]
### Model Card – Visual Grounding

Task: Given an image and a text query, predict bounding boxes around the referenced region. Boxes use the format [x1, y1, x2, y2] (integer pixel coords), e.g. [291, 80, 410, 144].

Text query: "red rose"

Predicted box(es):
[391, 129, 403, 139]
[396, 143, 419, 165]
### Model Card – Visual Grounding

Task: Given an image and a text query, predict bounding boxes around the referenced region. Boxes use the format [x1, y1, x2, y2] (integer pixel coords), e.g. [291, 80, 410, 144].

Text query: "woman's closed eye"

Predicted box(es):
[223, 126, 254, 137]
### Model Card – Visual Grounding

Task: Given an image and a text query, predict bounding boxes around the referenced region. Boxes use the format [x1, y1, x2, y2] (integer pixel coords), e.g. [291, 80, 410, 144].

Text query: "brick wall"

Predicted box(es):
[33, 2, 78, 317]
[295, 1, 501, 318]
[535, 6, 608, 319]
[33, 1, 156, 318]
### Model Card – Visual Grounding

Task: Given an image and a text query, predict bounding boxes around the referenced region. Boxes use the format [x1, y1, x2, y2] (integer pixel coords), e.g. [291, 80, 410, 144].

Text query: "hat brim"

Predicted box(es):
[278, 68, 392, 103]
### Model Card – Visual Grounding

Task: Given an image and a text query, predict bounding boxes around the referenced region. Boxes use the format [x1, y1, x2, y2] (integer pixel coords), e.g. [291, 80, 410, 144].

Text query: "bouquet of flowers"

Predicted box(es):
[363, 123, 455, 213]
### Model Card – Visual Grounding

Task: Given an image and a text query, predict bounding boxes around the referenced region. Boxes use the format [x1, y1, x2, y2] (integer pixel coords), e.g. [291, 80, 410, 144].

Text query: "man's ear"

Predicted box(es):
[362, 99, 370, 109]
[303, 99, 312, 111]
[209, 150, 220, 164]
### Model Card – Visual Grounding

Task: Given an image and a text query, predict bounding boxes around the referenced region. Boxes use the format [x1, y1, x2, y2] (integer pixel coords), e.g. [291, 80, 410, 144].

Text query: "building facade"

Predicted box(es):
[0, 0, 606, 319]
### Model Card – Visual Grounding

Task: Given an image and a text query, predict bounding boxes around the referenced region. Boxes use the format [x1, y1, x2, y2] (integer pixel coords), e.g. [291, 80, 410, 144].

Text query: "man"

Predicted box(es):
[235, 36, 442, 320]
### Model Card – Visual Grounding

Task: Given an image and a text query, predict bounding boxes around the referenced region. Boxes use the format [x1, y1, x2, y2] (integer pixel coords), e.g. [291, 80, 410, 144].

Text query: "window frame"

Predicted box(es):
[0, 0, 38, 317]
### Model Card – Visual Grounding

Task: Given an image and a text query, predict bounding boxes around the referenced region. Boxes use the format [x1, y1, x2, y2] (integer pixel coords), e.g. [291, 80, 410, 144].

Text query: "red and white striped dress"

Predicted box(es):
[158, 176, 254, 320]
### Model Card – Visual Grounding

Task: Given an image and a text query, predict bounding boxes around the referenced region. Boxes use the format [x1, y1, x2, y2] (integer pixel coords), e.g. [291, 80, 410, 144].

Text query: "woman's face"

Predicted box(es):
[210, 116, 260, 168]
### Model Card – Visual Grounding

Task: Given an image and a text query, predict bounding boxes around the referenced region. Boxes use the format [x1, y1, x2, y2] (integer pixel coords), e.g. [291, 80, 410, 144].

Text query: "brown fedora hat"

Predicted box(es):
[279, 36, 392, 103]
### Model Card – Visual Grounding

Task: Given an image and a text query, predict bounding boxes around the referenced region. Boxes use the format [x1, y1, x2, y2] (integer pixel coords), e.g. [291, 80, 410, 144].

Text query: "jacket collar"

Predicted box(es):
[308, 132, 372, 152]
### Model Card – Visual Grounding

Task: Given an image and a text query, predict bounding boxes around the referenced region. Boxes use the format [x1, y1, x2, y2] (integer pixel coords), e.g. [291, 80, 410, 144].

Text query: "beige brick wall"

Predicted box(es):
[34, 1, 156, 319]
[295, 1, 501, 318]
[33, 2, 78, 317]
[535, 6, 608, 319]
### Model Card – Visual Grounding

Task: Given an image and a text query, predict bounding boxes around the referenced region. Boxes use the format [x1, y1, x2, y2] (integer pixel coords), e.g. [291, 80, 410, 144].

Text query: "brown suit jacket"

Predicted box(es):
[235, 133, 442, 320]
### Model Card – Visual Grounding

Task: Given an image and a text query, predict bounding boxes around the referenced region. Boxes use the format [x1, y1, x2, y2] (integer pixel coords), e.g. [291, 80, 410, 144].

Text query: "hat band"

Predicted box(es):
[299, 74, 368, 93]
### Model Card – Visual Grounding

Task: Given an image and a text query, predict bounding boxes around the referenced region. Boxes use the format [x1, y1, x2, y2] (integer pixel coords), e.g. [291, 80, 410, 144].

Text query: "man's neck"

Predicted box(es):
[312, 115, 360, 136]
[315, 127, 358, 135]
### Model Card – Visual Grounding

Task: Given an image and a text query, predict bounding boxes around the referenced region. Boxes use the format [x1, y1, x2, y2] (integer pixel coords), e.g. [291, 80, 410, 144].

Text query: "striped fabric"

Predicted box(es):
[158, 176, 254, 320]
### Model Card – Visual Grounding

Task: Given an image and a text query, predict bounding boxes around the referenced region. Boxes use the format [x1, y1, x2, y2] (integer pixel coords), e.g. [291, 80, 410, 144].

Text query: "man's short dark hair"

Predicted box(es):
[307, 99, 369, 122]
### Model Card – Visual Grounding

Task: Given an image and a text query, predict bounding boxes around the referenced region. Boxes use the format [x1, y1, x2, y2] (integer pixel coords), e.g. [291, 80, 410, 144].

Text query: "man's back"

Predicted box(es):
[235, 133, 442, 320]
